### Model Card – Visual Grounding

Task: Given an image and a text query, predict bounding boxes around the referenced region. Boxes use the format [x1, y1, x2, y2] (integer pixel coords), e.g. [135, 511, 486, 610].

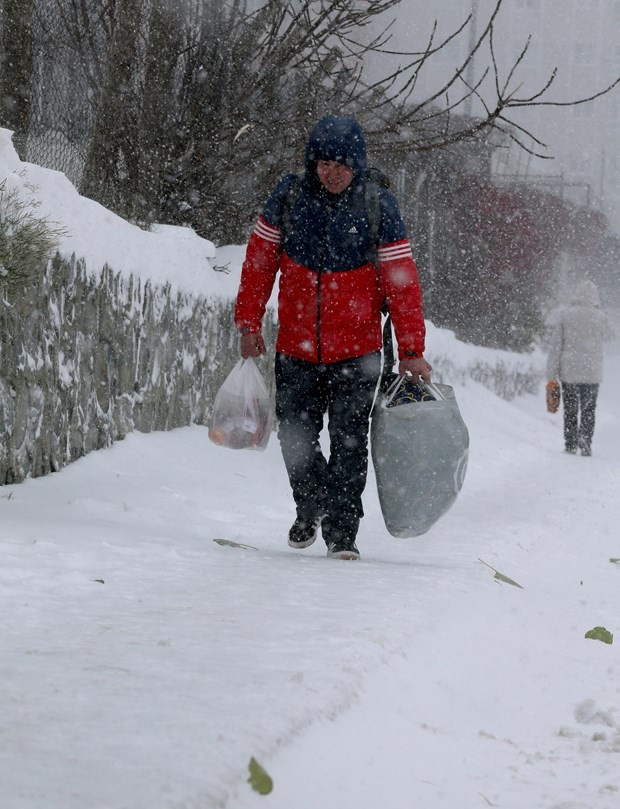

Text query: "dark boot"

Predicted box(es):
[326, 540, 360, 560]
[288, 515, 323, 549]
[323, 516, 360, 560]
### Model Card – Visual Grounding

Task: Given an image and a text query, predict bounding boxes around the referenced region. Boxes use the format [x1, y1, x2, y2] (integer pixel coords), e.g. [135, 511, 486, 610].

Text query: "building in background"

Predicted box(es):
[372, 0, 620, 232]
[491, 0, 620, 227]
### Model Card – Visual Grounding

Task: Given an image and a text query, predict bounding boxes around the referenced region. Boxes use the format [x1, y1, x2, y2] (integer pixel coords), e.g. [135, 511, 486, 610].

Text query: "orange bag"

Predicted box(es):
[546, 380, 561, 414]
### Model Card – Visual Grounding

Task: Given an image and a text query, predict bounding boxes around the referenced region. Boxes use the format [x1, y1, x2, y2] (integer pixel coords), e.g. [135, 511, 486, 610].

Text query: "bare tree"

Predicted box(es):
[79, 0, 145, 211]
[35, 0, 620, 242]
[353, 0, 620, 159]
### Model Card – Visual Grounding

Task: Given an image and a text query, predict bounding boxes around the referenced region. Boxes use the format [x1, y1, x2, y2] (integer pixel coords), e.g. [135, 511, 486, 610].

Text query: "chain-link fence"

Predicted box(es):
[24, 1, 94, 187]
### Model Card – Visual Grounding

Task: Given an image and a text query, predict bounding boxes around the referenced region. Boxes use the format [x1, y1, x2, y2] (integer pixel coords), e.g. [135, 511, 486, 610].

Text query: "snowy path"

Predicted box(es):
[2, 348, 619, 809]
[232, 352, 620, 809]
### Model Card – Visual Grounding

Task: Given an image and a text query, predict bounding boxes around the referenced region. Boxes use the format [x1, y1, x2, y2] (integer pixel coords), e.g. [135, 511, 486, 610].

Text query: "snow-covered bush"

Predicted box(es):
[0, 178, 65, 292]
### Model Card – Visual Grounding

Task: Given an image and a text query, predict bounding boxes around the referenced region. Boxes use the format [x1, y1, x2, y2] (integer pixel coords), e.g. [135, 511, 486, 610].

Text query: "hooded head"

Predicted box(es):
[571, 279, 601, 307]
[304, 115, 367, 181]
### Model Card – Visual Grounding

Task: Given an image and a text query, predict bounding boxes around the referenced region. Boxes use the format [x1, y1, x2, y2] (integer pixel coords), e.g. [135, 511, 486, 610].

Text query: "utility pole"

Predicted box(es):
[464, 0, 479, 118]
[599, 148, 606, 210]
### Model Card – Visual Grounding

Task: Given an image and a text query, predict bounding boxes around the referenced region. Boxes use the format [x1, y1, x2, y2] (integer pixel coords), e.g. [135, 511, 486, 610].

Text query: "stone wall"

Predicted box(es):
[0, 254, 276, 484]
[0, 251, 546, 486]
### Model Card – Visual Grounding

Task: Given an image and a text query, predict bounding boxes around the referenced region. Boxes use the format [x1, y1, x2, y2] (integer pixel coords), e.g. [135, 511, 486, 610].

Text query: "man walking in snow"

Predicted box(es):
[546, 279, 615, 456]
[234, 114, 431, 559]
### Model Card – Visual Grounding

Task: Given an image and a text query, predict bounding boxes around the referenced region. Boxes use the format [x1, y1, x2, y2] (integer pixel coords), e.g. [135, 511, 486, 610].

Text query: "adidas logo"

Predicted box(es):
[348, 226, 358, 234]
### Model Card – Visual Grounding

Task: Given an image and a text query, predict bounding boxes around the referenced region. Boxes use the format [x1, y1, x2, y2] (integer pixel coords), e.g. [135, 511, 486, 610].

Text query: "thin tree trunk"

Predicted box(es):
[80, 0, 144, 212]
[0, 0, 34, 157]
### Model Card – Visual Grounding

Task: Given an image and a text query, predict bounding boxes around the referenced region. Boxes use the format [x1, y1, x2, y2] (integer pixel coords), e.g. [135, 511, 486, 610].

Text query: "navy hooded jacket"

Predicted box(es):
[235, 115, 426, 364]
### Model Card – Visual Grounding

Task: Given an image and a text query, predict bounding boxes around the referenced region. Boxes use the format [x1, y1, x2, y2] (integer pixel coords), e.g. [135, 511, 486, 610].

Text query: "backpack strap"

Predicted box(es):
[365, 169, 393, 381]
[382, 314, 396, 381]
[364, 179, 381, 267]
[280, 173, 304, 245]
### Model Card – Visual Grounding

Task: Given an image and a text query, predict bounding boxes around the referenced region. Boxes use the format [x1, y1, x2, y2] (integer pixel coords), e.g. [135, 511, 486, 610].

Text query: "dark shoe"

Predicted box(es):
[578, 436, 591, 456]
[326, 540, 360, 561]
[288, 516, 322, 549]
[565, 446, 577, 454]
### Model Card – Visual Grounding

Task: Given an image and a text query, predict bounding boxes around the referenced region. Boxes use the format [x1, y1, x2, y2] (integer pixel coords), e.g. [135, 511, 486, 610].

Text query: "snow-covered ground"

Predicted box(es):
[3, 341, 619, 809]
[2, 130, 619, 808]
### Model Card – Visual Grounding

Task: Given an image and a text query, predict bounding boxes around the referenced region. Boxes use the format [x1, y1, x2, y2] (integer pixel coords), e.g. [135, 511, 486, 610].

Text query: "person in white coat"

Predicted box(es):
[546, 279, 615, 455]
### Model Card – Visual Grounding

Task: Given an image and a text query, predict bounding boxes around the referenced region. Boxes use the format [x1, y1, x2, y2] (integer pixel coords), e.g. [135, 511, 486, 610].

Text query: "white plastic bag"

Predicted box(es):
[208, 358, 274, 451]
[371, 378, 469, 537]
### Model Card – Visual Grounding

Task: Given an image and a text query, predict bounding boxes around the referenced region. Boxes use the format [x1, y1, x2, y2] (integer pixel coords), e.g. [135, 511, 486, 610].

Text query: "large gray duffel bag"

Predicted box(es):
[371, 374, 469, 538]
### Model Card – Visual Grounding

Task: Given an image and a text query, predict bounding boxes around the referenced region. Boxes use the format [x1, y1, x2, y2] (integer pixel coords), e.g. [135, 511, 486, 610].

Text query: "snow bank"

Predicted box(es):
[0, 128, 238, 299]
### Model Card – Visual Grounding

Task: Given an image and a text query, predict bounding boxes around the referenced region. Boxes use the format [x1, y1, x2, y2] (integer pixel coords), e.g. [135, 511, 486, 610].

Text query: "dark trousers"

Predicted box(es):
[561, 382, 599, 451]
[275, 351, 382, 543]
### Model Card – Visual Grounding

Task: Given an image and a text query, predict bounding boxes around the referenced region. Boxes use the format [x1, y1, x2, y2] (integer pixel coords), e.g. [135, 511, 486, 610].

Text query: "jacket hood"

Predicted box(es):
[304, 115, 367, 179]
[571, 279, 601, 307]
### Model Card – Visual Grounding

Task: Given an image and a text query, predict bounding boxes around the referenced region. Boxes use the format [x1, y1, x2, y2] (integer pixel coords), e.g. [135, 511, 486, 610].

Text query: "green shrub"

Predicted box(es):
[0, 178, 65, 292]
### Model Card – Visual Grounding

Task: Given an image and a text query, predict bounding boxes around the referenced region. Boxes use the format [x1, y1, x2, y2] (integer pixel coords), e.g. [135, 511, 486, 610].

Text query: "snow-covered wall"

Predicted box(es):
[0, 253, 276, 484]
[0, 127, 275, 484]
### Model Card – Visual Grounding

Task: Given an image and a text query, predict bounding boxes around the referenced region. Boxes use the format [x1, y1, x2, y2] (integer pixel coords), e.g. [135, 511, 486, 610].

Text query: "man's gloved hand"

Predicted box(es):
[398, 356, 432, 384]
[240, 330, 266, 359]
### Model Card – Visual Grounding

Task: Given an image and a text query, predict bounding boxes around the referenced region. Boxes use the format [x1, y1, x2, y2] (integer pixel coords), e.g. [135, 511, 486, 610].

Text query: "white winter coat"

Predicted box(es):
[546, 280, 616, 384]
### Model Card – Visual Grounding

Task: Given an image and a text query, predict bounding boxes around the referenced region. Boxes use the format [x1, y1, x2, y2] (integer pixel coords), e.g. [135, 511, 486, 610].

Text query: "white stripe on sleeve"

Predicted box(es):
[254, 218, 281, 245]
[378, 241, 413, 262]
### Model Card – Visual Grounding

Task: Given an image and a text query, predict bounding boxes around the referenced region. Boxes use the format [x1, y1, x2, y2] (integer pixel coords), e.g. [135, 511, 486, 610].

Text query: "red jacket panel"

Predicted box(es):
[235, 217, 425, 364]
